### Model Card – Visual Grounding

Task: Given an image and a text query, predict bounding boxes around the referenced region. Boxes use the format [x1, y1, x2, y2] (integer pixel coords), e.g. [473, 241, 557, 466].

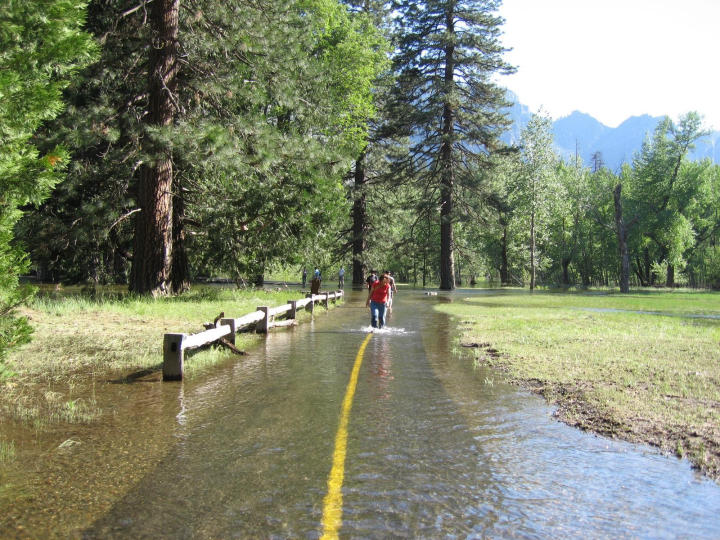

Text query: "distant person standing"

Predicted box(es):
[366, 269, 378, 290]
[384, 271, 397, 310]
[310, 266, 322, 295]
[338, 266, 345, 288]
[302, 267, 307, 288]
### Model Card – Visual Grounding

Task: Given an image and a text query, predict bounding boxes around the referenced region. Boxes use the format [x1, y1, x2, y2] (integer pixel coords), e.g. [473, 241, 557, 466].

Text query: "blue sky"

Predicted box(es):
[497, 0, 720, 129]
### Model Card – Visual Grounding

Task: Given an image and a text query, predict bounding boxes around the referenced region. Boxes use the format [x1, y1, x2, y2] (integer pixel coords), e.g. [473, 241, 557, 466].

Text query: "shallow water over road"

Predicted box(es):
[3, 289, 720, 538]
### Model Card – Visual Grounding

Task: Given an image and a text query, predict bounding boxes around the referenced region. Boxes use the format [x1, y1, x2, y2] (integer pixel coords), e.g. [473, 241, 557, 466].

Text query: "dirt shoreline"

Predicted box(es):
[470, 346, 720, 482]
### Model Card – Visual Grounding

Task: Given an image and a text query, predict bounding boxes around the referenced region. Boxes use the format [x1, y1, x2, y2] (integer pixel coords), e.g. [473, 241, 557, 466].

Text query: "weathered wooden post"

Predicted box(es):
[288, 300, 298, 320]
[256, 306, 269, 333]
[305, 294, 315, 314]
[219, 318, 237, 345]
[163, 333, 186, 381]
[323, 292, 330, 308]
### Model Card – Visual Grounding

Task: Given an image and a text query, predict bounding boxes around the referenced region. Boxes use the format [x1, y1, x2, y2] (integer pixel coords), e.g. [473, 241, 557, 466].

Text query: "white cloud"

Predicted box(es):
[497, 0, 720, 129]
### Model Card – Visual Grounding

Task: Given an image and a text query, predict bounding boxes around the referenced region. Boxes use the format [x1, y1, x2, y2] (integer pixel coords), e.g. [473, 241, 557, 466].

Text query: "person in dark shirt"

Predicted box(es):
[366, 270, 378, 290]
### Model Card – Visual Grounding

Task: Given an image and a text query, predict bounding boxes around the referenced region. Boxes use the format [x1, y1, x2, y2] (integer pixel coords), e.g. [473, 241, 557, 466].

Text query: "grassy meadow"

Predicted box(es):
[437, 289, 720, 480]
[1, 284, 312, 431]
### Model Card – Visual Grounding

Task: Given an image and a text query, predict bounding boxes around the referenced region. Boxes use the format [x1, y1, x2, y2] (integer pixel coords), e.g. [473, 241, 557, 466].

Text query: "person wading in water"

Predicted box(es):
[366, 274, 391, 329]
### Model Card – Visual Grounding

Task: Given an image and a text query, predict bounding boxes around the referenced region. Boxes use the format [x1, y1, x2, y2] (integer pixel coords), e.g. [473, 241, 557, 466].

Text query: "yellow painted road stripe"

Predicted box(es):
[320, 332, 373, 540]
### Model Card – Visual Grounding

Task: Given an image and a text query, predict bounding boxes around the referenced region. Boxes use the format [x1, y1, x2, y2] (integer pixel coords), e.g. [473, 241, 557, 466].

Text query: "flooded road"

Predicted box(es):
[3, 289, 720, 538]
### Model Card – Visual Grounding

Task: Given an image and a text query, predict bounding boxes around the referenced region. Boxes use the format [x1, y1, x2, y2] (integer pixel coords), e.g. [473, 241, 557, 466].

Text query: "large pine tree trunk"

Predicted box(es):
[351, 150, 367, 286]
[439, 12, 456, 291]
[439, 168, 455, 290]
[613, 184, 630, 293]
[130, 0, 179, 296]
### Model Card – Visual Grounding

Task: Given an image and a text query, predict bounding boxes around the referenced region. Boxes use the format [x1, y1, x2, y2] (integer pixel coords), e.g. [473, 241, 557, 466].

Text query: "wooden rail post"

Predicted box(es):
[323, 292, 330, 308]
[163, 333, 186, 381]
[219, 318, 237, 345]
[256, 306, 269, 333]
[288, 300, 297, 320]
[305, 294, 315, 315]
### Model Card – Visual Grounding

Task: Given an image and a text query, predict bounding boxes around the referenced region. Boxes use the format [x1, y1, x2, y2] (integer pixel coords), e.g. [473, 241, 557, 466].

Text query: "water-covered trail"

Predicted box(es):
[4, 289, 720, 538]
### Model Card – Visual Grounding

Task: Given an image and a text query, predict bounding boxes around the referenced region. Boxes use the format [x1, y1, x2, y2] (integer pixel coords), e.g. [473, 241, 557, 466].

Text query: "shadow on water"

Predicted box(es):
[2, 288, 720, 538]
[109, 365, 163, 384]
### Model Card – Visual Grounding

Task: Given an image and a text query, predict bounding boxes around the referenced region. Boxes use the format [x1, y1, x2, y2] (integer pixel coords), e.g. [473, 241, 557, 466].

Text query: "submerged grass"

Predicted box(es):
[437, 289, 720, 480]
[0, 439, 15, 464]
[2, 285, 308, 428]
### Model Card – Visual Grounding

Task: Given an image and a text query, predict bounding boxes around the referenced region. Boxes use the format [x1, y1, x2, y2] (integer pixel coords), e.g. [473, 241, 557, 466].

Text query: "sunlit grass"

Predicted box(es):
[0, 439, 15, 464]
[3, 285, 314, 427]
[438, 289, 720, 478]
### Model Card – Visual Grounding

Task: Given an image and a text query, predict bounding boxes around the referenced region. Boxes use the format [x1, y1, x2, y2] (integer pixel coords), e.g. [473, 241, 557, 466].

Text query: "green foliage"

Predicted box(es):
[627, 112, 709, 285]
[21, 0, 387, 288]
[388, 0, 514, 288]
[8, 1, 720, 302]
[177, 0, 386, 281]
[0, 0, 96, 370]
[17, 0, 150, 284]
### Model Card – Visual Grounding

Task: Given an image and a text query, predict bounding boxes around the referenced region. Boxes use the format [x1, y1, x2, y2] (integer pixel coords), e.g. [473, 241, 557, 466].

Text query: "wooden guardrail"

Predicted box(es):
[163, 290, 344, 381]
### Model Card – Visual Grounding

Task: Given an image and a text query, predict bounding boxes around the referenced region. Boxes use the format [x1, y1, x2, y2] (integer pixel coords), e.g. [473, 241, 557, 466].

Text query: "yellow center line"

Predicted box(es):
[320, 332, 373, 540]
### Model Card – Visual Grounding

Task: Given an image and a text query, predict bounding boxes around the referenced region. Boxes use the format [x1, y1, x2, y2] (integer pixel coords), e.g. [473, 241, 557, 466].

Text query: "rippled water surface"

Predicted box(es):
[2, 289, 720, 538]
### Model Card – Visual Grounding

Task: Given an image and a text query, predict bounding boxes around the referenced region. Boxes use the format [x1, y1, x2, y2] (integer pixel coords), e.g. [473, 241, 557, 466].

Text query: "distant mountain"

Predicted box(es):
[502, 91, 720, 170]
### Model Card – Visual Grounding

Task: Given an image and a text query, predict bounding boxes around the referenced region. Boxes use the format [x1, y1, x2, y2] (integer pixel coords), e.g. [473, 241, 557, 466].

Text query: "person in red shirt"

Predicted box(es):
[366, 274, 391, 329]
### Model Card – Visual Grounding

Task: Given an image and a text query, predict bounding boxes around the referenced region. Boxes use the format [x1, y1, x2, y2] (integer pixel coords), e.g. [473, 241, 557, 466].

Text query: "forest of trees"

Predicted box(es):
[3, 0, 720, 360]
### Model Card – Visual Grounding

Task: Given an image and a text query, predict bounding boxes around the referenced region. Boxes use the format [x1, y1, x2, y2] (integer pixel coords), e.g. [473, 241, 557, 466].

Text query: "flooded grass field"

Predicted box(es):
[1, 289, 720, 538]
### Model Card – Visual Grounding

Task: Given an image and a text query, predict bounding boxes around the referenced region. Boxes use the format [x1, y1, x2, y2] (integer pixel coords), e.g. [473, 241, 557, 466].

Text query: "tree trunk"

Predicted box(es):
[351, 150, 367, 286]
[439, 12, 456, 291]
[634, 258, 646, 287]
[500, 224, 509, 285]
[562, 258, 571, 286]
[171, 184, 190, 294]
[666, 263, 675, 288]
[613, 184, 630, 293]
[422, 245, 427, 288]
[530, 210, 536, 290]
[645, 248, 654, 286]
[129, 0, 179, 296]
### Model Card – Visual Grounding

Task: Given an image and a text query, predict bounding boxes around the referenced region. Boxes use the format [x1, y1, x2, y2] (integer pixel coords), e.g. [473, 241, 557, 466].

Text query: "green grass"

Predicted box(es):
[437, 289, 720, 479]
[2, 285, 315, 428]
[0, 439, 15, 464]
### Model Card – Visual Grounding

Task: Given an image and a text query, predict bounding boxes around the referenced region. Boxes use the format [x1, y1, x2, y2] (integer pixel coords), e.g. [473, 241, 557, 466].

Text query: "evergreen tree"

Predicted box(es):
[0, 0, 95, 371]
[19, 0, 157, 286]
[129, 0, 179, 296]
[334, 0, 393, 286]
[22, 0, 386, 290]
[390, 0, 513, 289]
[177, 0, 387, 284]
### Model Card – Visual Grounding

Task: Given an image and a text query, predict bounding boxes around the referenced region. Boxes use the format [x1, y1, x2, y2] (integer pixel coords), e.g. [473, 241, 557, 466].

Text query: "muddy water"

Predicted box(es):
[2, 289, 720, 538]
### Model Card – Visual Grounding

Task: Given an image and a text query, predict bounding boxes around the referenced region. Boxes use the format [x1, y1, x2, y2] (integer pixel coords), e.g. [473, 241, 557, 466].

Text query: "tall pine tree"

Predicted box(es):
[0, 0, 96, 370]
[390, 0, 513, 289]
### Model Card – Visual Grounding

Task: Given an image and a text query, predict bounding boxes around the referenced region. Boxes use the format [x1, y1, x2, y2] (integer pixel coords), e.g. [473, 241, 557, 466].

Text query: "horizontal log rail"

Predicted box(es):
[163, 290, 344, 381]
